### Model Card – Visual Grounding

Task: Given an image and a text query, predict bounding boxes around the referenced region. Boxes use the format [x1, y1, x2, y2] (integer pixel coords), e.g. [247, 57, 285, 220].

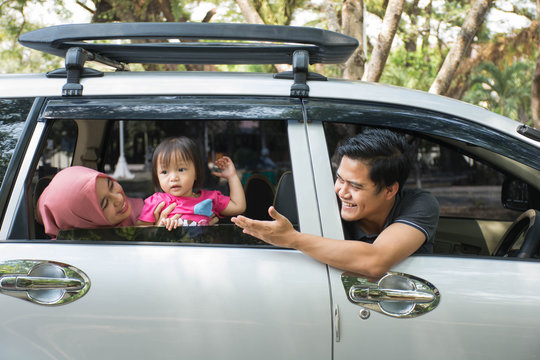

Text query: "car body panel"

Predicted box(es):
[0, 243, 332, 360]
[300, 119, 540, 359]
[330, 256, 540, 360]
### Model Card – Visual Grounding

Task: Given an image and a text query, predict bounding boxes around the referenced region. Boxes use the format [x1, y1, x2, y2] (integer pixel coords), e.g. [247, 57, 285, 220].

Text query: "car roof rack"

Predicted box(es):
[19, 22, 358, 97]
[19, 22, 358, 65]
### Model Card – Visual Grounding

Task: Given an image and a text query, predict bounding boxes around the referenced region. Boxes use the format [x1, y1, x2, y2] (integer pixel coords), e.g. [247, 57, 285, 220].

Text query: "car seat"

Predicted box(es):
[243, 173, 275, 220]
[273, 171, 298, 226]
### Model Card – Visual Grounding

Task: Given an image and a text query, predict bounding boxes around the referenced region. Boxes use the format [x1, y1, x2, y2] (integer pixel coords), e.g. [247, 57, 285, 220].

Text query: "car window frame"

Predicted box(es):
[2, 95, 318, 244]
[304, 98, 540, 172]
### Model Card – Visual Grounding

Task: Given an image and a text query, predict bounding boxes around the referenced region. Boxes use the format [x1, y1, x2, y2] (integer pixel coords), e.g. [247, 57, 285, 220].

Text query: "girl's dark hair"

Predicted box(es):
[152, 136, 204, 192]
[337, 128, 411, 193]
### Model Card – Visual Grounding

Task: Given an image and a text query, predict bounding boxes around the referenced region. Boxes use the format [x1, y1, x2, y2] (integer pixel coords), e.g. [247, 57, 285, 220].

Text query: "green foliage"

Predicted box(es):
[380, 47, 443, 91]
[252, 0, 308, 25]
[0, 0, 67, 73]
[366, 0, 386, 19]
[463, 61, 534, 123]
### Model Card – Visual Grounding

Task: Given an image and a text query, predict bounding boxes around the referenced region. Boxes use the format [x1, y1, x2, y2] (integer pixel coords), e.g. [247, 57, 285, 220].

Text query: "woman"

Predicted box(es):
[37, 166, 174, 238]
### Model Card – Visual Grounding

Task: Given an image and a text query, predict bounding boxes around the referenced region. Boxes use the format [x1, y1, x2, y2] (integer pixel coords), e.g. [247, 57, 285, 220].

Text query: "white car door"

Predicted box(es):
[0, 97, 333, 360]
[304, 110, 540, 359]
[330, 258, 540, 360]
[0, 243, 332, 360]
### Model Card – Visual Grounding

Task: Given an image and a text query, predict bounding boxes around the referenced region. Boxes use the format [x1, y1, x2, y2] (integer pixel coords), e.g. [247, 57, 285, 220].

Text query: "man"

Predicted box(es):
[232, 128, 439, 278]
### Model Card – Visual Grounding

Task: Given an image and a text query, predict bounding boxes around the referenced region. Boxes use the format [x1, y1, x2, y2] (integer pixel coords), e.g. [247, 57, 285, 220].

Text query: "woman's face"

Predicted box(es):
[95, 177, 132, 225]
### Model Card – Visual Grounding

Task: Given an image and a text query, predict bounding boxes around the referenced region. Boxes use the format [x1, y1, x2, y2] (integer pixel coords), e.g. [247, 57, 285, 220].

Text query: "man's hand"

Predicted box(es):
[231, 206, 297, 248]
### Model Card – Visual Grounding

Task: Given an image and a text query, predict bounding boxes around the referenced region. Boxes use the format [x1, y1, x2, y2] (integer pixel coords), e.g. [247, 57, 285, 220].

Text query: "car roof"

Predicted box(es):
[1, 70, 535, 147]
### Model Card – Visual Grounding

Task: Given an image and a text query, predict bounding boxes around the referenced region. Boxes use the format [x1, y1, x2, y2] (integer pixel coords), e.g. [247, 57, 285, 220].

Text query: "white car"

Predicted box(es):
[0, 22, 539, 359]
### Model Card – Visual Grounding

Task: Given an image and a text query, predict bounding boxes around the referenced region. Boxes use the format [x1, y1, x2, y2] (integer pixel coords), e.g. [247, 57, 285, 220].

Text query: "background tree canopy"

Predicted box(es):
[0, 0, 538, 128]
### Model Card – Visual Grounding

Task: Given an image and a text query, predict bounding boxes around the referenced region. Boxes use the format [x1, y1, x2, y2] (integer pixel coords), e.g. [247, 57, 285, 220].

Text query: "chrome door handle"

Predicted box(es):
[349, 286, 435, 303]
[342, 272, 440, 318]
[0, 276, 84, 291]
[0, 260, 90, 305]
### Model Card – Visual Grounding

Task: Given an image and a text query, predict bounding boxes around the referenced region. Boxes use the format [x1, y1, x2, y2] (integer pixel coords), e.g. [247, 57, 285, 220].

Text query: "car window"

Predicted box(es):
[0, 97, 35, 187]
[57, 224, 270, 246]
[37, 119, 78, 176]
[323, 122, 529, 257]
[324, 123, 518, 221]
[101, 119, 291, 203]
[32, 117, 294, 240]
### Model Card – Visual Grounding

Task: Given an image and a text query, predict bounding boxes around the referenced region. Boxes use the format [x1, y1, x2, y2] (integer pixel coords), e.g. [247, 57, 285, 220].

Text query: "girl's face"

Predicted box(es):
[95, 177, 132, 225]
[157, 154, 197, 198]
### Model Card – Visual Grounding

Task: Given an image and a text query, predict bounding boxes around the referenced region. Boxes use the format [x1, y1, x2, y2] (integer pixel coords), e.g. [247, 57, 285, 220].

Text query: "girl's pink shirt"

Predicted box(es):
[138, 190, 230, 225]
[37, 166, 143, 238]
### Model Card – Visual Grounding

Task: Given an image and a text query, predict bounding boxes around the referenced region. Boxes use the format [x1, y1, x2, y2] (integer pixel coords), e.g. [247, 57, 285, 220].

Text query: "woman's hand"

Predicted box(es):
[154, 201, 176, 225]
[208, 214, 219, 225]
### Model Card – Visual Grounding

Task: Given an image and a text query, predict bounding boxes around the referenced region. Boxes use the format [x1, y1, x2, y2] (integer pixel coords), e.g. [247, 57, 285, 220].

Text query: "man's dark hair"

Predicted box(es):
[337, 128, 411, 192]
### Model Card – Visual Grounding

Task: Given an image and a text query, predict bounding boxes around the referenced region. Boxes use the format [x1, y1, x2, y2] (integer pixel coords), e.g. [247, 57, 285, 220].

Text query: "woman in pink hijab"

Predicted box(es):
[37, 166, 147, 238]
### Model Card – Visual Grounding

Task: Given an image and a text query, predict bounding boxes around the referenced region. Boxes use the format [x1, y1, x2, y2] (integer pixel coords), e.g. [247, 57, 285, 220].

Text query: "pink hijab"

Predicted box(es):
[37, 166, 143, 238]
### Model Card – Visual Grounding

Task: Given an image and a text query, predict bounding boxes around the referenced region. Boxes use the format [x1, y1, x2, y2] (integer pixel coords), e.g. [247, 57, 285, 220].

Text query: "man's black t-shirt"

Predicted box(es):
[342, 188, 440, 254]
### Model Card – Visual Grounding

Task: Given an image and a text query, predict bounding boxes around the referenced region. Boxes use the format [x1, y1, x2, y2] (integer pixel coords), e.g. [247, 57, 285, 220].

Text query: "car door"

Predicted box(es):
[304, 98, 540, 359]
[0, 96, 333, 360]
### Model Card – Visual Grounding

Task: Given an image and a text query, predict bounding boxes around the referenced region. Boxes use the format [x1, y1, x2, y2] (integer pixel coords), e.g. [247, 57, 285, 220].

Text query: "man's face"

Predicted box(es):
[334, 156, 391, 223]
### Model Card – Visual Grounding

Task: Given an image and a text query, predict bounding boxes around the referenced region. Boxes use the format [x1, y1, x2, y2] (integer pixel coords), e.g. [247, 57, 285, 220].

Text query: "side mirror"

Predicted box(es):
[502, 178, 539, 211]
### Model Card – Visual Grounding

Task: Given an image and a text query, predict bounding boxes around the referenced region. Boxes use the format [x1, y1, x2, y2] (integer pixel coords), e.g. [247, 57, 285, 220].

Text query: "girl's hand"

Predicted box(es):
[212, 156, 236, 179]
[160, 214, 182, 231]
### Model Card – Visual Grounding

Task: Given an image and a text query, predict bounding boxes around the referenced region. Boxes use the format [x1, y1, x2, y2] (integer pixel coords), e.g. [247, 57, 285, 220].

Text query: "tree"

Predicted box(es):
[234, 0, 307, 72]
[429, 0, 492, 95]
[463, 61, 533, 123]
[532, 0, 540, 129]
[362, 0, 405, 82]
[341, 0, 366, 80]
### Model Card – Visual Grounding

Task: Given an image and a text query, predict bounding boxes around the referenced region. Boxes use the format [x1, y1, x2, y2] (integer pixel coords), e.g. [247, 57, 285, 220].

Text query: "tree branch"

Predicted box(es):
[202, 8, 216, 23]
[429, 0, 492, 95]
[76, 0, 95, 14]
[235, 0, 265, 24]
[362, 0, 404, 82]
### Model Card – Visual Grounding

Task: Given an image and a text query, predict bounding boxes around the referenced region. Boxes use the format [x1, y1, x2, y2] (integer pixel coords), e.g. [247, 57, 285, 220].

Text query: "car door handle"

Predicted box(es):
[342, 272, 440, 318]
[349, 286, 435, 303]
[0, 260, 90, 305]
[0, 276, 84, 291]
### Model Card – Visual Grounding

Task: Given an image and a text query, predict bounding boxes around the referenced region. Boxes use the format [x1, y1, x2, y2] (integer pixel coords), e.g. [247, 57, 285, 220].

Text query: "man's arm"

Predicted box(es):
[232, 206, 425, 278]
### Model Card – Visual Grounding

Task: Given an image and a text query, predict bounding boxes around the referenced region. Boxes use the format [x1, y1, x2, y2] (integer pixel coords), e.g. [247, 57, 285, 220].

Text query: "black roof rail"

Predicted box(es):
[18, 22, 358, 65]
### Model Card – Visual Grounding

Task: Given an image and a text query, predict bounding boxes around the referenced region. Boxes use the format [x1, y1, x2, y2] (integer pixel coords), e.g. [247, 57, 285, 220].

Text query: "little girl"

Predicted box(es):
[137, 137, 246, 229]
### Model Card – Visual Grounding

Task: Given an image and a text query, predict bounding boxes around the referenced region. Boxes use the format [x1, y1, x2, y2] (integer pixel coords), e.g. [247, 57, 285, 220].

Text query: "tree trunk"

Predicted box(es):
[236, 0, 265, 24]
[429, 0, 491, 95]
[531, 0, 540, 129]
[342, 0, 365, 80]
[234, 0, 290, 72]
[361, 0, 405, 82]
[323, 0, 340, 33]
